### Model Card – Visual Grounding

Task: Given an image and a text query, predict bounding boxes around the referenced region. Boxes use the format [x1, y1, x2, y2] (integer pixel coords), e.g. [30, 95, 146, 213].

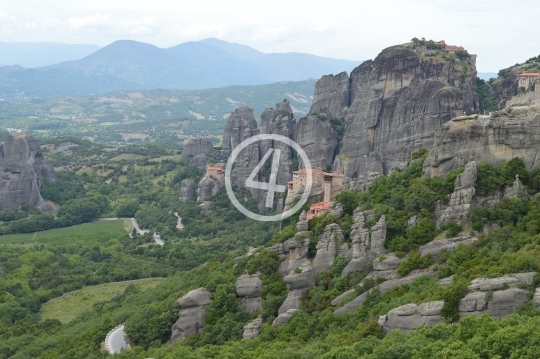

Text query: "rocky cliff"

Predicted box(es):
[170, 287, 211, 343]
[221, 102, 296, 211]
[0, 133, 57, 212]
[299, 42, 478, 177]
[423, 105, 540, 178]
[181, 137, 215, 168]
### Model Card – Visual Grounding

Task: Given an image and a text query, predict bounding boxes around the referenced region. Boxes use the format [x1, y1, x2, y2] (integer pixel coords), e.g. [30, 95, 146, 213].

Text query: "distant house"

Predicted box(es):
[518, 72, 540, 89]
[288, 167, 345, 202]
[306, 201, 332, 221]
[206, 165, 225, 184]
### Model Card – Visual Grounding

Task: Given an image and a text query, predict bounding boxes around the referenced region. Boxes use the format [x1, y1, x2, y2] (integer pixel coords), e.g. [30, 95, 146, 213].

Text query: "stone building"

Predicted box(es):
[287, 167, 344, 202]
[518, 72, 540, 90]
[306, 201, 332, 220]
[205, 165, 225, 184]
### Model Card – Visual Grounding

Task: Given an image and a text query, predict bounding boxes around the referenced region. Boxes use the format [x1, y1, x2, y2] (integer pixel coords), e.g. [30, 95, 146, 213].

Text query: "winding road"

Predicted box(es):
[105, 325, 130, 354]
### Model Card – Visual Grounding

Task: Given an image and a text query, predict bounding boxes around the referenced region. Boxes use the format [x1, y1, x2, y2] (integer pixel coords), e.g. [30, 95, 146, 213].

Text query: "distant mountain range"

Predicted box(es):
[0, 42, 100, 68]
[0, 39, 359, 98]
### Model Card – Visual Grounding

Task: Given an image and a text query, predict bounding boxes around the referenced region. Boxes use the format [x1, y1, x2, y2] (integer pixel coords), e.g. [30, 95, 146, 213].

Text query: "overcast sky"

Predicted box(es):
[1, 0, 538, 72]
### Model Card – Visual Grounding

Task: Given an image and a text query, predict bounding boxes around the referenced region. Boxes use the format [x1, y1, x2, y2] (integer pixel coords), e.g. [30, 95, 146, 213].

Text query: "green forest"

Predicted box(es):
[2, 140, 540, 359]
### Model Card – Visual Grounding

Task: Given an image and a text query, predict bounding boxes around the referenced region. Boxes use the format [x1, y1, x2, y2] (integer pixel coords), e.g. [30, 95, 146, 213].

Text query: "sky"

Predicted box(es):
[0, 0, 538, 72]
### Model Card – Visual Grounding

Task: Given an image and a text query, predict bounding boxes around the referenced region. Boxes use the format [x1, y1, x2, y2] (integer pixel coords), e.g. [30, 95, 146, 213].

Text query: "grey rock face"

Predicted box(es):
[333, 270, 435, 315]
[342, 172, 382, 192]
[222, 107, 260, 188]
[197, 176, 221, 203]
[0, 133, 57, 212]
[179, 179, 196, 202]
[278, 266, 315, 315]
[458, 273, 534, 319]
[235, 274, 263, 314]
[330, 202, 344, 219]
[276, 237, 311, 276]
[171, 288, 211, 342]
[372, 253, 402, 279]
[341, 210, 387, 276]
[534, 288, 540, 310]
[182, 137, 215, 160]
[423, 105, 540, 178]
[310, 71, 350, 118]
[379, 301, 444, 333]
[434, 161, 477, 225]
[259, 100, 296, 187]
[221, 103, 296, 211]
[314, 45, 478, 178]
[272, 309, 297, 326]
[0, 267, 4, 275]
[296, 210, 309, 232]
[295, 114, 338, 169]
[243, 315, 263, 339]
[189, 153, 209, 168]
[419, 234, 477, 259]
[312, 224, 344, 275]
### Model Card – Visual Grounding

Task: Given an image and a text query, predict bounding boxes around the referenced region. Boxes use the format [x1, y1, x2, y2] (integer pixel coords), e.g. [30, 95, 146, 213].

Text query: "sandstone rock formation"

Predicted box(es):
[197, 176, 221, 203]
[341, 210, 387, 276]
[458, 273, 534, 319]
[419, 233, 477, 259]
[295, 113, 338, 169]
[182, 137, 214, 159]
[221, 103, 296, 211]
[295, 210, 309, 232]
[302, 43, 477, 178]
[378, 301, 444, 333]
[235, 274, 262, 314]
[222, 107, 260, 188]
[259, 100, 296, 187]
[0, 133, 57, 212]
[423, 105, 540, 178]
[434, 161, 477, 225]
[534, 288, 540, 310]
[333, 270, 435, 316]
[312, 224, 345, 274]
[273, 309, 297, 326]
[171, 288, 211, 342]
[179, 179, 196, 202]
[310, 72, 350, 117]
[371, 253, 402, 280]
[243, 315, 263, 339]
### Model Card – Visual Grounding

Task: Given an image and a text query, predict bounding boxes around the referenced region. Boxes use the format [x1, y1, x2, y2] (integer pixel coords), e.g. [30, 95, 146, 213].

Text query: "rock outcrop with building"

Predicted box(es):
[170, 288, 211, 342]
[423, 105, 540, 179]
[0, 133, 57, 212]
[303, 41, 478, 178]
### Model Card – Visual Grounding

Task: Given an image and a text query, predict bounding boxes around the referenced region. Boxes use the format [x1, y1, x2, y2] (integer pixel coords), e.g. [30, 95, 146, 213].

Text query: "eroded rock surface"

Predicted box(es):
[182, 137, 214, 160]
[435, 161, 477, 225]
[423, 105, 540, 178]
[235, 274, 263, 314]
[243, 315, 263, 339]
[379, 301, 444, 333]
[419, 233, 477, 259]
[171, 288, 211, 342]
[304, 44, 477, 177]
[342, 210, 387, 276]
[179, 179, 196, 202]
[333, 270, 435, 316]
[459, 273, 534, 319]
[0, 133, 57, 212]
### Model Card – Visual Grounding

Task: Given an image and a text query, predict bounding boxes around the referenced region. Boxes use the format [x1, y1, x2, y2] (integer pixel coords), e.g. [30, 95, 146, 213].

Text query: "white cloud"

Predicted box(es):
[67, 14, 157, 36]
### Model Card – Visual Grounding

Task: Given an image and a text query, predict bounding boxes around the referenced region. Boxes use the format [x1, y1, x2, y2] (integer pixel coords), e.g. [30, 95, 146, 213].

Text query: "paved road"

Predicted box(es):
[174, 212, 184, 229]
[106, 325, 130, 354]
[153, 233, 164, 246]
[131, 218, 148, 235]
